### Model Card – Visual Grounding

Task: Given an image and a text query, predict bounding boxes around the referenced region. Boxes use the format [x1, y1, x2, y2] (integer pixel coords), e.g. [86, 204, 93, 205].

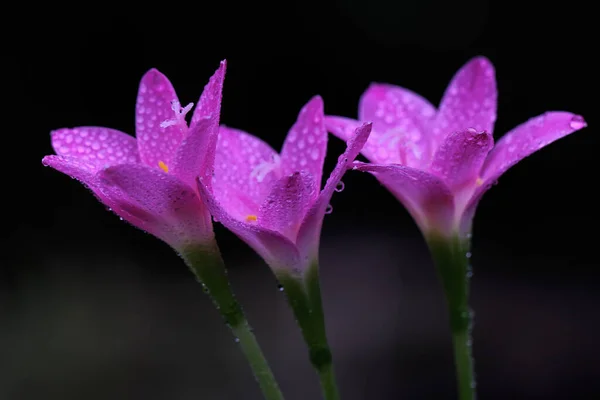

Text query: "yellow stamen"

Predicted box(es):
[476, 177, 483, 186]
[246, 214, 258, 222]
[158, 161, 169, 173]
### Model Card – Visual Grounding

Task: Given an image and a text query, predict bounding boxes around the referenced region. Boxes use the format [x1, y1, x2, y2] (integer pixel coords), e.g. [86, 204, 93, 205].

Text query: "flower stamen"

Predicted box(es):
[160, 100, 194, 129]
[250, 154, 281, 182]
[476, 177, 483, 186]
[246, 215, 258, 222]
[158, 160, 169, 173]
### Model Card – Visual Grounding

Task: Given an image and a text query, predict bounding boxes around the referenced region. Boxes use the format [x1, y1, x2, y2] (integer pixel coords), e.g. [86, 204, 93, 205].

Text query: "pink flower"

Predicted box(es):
[197, 96, 372, 271]
[42, 61, 227, 250]
[325, 57, 587, 238]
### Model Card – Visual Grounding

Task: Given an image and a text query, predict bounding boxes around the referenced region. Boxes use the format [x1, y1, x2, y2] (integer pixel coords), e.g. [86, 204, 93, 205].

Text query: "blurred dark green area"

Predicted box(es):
[3, 0, 598, 398]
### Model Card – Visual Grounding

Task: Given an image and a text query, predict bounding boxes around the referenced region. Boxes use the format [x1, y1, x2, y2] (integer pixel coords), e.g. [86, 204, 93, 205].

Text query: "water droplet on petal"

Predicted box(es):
[569, 115, 586, 129]
[334, 181, 345, 192]
[325, 204, 333, 214]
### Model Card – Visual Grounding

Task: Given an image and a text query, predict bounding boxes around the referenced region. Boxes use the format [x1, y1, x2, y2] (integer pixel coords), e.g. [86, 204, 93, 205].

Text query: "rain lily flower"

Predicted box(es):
[325, 56, 587, 400]
[42, 62, 285, 400]
[197, 96, 372, 400]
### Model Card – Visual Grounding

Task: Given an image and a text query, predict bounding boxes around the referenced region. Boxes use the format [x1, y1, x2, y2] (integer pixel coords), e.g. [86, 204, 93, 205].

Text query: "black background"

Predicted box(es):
[3, 0, 599, 399]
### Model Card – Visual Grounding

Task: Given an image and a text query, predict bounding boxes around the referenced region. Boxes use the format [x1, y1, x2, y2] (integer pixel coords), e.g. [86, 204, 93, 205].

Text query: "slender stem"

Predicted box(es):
[277, 263, 340, 400]
[426, 233, 475, 400]
[181, 243, 285, 400]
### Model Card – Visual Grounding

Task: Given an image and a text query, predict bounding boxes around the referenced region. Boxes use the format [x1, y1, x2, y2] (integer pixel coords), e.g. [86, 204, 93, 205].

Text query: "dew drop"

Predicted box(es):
[234, 337, 240, 343]
[334, 181, 345, 192]
[466, 251, 472, 259]
[277, 284, 284, 292]
[569, 115, 586, 130]
[325, 204, 333, 214]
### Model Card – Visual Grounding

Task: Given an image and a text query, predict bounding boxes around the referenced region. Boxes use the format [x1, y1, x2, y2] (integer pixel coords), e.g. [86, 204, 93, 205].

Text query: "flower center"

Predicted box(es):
[250, 154, 281, 183]
[160, 100, 194, 129]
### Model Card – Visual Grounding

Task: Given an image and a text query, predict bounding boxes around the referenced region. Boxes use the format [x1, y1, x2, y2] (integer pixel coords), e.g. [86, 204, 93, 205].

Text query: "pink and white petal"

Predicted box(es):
[197, 178, 301, 271]
[359, 83, 434, 161]
[258, 172, 318, 241]
[297, 123, 372, 260]
[213, 126, 281, 214]
[136, 69, 186, 169]
[429, 129, 493, 190]
[190, 60, 226, 129]
[170, 116, 217, 188]
[98, 163, 214, 248]
[481, 112, 587, 183]
[353, 162, 456, 236]
[51, 127, 139, 169]
[42, 155, 153, 234]
[435, 57, 497, 146]
[280, 96, 328, 186]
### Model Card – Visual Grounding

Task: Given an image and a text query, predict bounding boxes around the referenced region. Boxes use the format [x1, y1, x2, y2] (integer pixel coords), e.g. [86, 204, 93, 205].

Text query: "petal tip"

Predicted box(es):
[568, 114, 587, 130]
[308, 94, 324, 109]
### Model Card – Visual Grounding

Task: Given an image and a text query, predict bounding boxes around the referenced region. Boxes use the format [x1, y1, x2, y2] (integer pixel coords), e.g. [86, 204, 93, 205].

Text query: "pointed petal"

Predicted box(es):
[259, 172, 318, 240]
[170, 116, 217, 188]
[42, 156, 155, 235]
[359, 83, 434, 162]
[98, 164, 213, 247]
[136, 69, 185, 169]
[51, 127, 139, 169]
[461, 112, 588, 235]
[190, 60, 226, 129]
[213, 126, 281, 216]
[353, 162, 455, 235]
[297, 123, 372, 259]
[430, 129, 493, 190]
[435, 57, 497, 145]
[325, 116, 424, 166]
[280, 96, 327, 186]
[197, 178, 301, 271]
[481, 112, 587, 182]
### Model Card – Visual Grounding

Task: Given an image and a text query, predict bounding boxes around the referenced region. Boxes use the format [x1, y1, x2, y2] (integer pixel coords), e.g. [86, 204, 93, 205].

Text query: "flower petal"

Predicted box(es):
[461, 112, 588, 235]
[50, 127, 139, 169]
[213, 126, 281, 216]
[98, 163, 213, 247]
[190, 60, 226, 129]
[258, 172, 318, 240]
[42, 155, 154, 235]
[280, 96, 327, 187]
[353, 162, 455, 235]
[481, 112, 587, 183]
[197, 178, 301, 271]
[297, 123, 372, 259]
[359, 83, 434, 163]
[170, 116, 217, 188]
[435, 57, 497, 145]
[429, 129, 493, 190]
[136, 69, 185, 169]
[325, 116, 423, 167]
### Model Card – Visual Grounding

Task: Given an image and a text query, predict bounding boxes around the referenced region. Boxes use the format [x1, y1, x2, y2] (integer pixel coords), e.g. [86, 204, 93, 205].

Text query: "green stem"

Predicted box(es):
[426, 233, 475, 400]
[181, 243, 285, 400]
[276, 263, 340, 400]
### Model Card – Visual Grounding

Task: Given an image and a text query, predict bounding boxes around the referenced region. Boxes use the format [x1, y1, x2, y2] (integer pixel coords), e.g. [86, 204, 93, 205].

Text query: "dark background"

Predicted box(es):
[3, 0, 598, 399]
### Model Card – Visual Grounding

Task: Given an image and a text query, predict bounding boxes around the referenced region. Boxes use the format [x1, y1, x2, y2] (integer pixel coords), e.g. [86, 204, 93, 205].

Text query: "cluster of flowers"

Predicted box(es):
[43, 58, 586, 400]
